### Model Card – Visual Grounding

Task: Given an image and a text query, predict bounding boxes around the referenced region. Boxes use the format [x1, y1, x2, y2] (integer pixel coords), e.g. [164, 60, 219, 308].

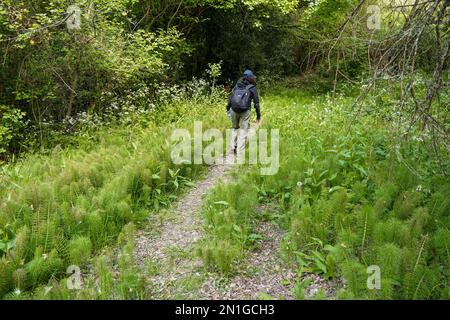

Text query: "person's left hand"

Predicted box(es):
[227, 110, 232, 118]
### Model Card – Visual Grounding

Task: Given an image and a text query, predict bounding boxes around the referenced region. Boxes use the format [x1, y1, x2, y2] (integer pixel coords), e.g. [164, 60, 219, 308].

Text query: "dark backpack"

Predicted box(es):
[230, 84, 253, 113]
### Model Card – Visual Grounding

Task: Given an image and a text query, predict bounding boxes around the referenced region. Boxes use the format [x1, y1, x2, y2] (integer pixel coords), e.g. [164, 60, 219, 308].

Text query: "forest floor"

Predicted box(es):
[133, 129, 340, 299]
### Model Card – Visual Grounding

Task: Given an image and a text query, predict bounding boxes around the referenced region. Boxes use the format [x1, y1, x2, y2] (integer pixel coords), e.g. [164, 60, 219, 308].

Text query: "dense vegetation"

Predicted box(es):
[199, 84, 449, 299]
[0, 88, 226, 298]
[0, 0, 448, 300]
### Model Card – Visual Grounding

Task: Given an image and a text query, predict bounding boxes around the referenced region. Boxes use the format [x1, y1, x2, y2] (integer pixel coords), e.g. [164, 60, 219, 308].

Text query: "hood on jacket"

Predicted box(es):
[236, 77, 255, 89]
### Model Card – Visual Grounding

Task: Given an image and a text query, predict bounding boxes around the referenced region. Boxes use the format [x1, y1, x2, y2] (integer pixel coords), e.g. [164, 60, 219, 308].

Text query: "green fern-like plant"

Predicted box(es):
[68, 236, 92, 266]
[409, 207, 430, 239]
[355, 205, 376, 261]
[9, 226, 30, 264]
[373, 182, 399, 216]
[322, 188, 348, 243]
[288, 204, 313, 252]
[25, 247, 63, 286]
[34, 218, 60, 254]
[431, 228, 449, 269]
[403, 264, 441, 299]
[376, 243, 402, 284]
[117, 223, 147, 299]
[393, 190, 423, 220]
[12, 268, 27, 291]
[82, 210, 105, 250]
[335, 288, 355, 300]
[0, 257, 15, 296]
[340, 260, 368, 298]
[373, 218, 411, 248]
[197, 239, 241, 274]
[94, 255, 115, 299]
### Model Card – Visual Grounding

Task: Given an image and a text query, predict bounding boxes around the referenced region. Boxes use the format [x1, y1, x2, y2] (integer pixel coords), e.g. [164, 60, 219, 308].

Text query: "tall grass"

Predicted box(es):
[198, 86, 449, 299]
[0, 95, 227, 298]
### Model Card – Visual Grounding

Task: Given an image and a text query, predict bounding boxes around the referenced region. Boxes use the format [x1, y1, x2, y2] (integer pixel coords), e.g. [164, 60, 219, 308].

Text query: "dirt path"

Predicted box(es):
[133, 127, 340, 299]
[199, 221, 298, 299]
[134, 153, 236, 298]
[198, 214, 342, 300]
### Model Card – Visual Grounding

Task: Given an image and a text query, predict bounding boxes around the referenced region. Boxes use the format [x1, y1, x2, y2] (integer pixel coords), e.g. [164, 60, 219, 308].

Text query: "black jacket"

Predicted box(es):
[226, 78, 261, 120]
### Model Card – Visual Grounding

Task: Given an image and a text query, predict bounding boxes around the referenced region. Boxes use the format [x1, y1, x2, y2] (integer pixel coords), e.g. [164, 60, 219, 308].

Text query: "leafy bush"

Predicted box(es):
[0, 106, 26, 159]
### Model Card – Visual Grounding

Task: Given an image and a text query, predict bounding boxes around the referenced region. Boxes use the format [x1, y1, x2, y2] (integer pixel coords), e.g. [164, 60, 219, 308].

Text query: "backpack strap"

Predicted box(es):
[231, 84, 253, 93]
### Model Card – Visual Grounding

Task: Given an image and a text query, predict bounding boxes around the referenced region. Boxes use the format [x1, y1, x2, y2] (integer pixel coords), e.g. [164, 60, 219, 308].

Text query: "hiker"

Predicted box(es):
[226, 69, 261, 155]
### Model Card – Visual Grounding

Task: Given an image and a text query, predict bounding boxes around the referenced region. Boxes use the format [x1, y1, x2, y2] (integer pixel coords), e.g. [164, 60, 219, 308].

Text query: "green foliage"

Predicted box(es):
[1, 0, 446, 158]
[197, 239, 242, 274]
[9, 226, 30, 264]
[198, 176, 259, 273]
[199, 85, 449, 300]
[0, 257, 15, 296]
[0, 0, 447, 299]
[0, 94, 225, 298]
[0, 224, 15, 257]
[340, 260, 368, 297]
[25, 247, 64, 286]
[0, 0, 192, 152]
[31, 223, 148, 300]
[68, 236, 92, 266]
[0, 106, 26, 160]
[293, 276, 312, 300]
[116, 223, 147, 299]
[393, 190, 423, 220]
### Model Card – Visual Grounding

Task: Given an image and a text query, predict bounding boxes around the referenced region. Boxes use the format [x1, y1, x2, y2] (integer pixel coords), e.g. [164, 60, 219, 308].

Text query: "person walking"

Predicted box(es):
[226, 70, 261, 156]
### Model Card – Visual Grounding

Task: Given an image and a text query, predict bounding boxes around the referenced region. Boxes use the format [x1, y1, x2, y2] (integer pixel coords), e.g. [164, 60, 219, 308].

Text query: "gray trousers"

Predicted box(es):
[230, 109, 251, 153]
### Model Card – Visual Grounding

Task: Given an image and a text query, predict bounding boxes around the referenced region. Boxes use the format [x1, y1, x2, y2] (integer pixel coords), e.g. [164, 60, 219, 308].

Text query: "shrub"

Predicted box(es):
[0, 105, 26, 159]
